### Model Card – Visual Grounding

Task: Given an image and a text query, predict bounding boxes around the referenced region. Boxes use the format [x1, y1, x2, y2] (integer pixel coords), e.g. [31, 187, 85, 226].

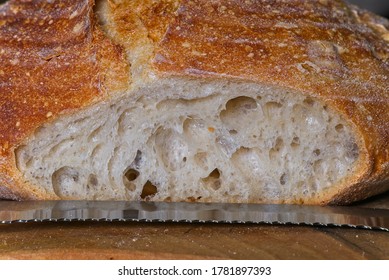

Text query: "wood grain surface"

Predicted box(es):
[0, 192, 388, 260]
[1, 222, 389, 260]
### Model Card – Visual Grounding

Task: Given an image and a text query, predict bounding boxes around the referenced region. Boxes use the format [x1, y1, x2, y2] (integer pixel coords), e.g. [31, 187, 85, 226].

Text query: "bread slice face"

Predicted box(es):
[0, 0, 388, 204]
[14, 78, 362, 204]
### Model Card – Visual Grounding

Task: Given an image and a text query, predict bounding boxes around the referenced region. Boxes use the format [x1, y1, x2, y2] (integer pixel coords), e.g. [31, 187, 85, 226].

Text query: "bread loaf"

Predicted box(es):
[0, 0, 388, 205]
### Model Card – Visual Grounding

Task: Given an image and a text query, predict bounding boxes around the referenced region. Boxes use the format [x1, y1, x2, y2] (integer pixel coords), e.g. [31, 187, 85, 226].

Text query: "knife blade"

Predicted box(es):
[0, 200, 388, 231]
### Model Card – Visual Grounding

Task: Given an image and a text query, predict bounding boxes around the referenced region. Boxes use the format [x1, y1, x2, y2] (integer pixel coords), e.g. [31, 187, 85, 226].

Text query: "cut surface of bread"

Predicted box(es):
[15, 79, 360, 203]
[0, 0, 388, 204]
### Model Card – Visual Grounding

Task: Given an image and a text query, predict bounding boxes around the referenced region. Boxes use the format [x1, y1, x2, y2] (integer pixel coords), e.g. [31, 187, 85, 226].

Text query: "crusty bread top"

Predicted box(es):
[0, 0, 388, 203]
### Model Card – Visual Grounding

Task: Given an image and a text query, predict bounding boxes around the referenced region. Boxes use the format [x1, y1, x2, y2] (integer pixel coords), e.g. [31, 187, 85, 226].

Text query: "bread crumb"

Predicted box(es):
[46, 112, 53, 118]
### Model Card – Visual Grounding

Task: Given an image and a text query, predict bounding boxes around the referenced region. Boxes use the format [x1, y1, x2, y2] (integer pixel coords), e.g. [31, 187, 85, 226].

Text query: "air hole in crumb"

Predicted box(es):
[88, 125, 104, 142]
[313, 149, 321, 156]
[117, 110, 131, 136]
[125, 182, 136, 192]
[187, 196, 202, 202]
[133, 150, 143, 168]
[194, 152, 208, 170]
[87, 174, 98, 188]
[275, 138, 284, 150]
[123, 168, 139, 192]
[264, 101, 283, 118]
[209, 168, 221, 179]
[14, 145, 28, 169]
[52, 166, 83, 198]
[124, 168, 139, 182]
[53, 167, 79, 183]
[226, 96, 258, 110]
[303, 97, 315, 106]
[269, 138, 284, 160]
[291, 136, 300, 148]
[229, 129, 238, 135]
[280, 173, 287, 185]
[220, 96, 258, 125]
[202, 168, 221, 191]
[155, 128, 188, 171]
[345, 142, 359, 162]
[25, 158, 33, 168]
[91, 143, 102, 158]
[335, 124, 344, 133]
[141, 181, 158, 199]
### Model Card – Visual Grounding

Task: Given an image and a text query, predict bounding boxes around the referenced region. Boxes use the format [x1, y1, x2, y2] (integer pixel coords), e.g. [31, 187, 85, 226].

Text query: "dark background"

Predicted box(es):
[349, 0, 389, 18]
[0, 0, 388, 18]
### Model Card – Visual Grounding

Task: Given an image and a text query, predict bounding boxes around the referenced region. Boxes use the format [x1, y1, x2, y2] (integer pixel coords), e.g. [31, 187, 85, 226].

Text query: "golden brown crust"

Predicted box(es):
[0, 0, 388, 204]
[97, 0, 179, 85]
[0, 0, 129, 199]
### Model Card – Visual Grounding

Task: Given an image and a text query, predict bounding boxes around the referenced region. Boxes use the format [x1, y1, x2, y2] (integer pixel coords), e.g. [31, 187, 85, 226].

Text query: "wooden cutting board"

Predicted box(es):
[0, 193, 388, 260]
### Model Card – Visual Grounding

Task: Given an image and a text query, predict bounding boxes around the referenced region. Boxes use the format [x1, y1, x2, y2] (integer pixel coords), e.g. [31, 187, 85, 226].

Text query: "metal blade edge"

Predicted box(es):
[0, 201, 388, 231]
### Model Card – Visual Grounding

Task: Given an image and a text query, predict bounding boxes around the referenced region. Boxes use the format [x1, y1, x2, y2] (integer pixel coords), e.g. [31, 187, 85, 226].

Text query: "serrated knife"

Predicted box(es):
[0, 200, 389, 231]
